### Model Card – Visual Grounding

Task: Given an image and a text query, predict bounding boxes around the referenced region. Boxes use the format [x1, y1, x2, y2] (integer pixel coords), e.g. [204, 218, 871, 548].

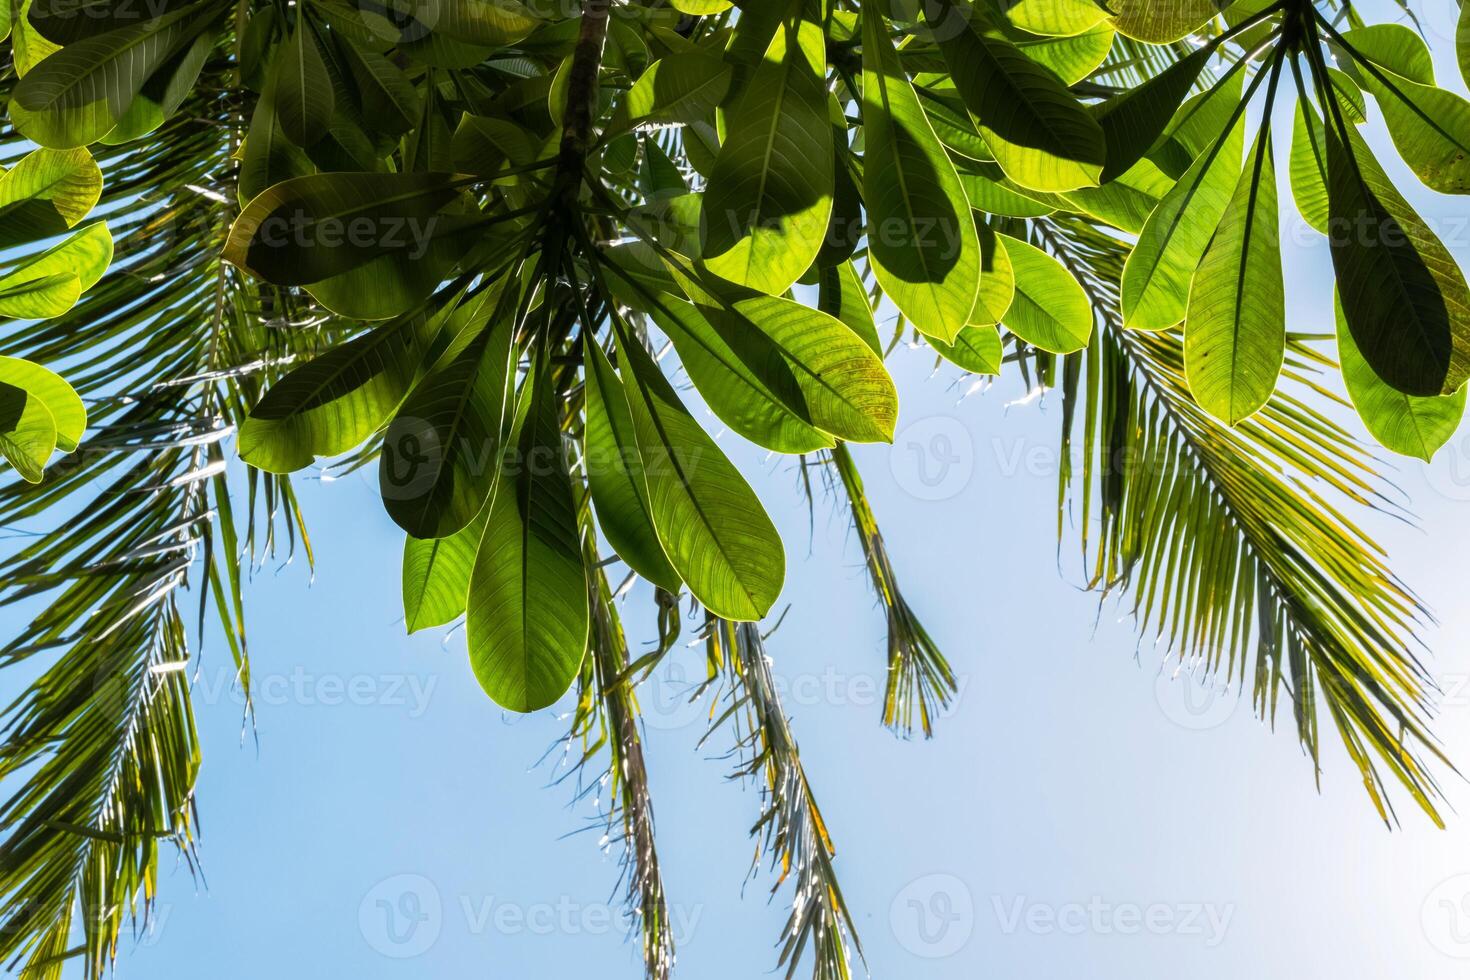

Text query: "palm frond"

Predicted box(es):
[1037, 215, 1449, 826]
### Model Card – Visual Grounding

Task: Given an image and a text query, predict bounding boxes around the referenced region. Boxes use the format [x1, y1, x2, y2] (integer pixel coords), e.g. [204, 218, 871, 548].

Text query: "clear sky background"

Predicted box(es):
[11, 1, 1470, 977]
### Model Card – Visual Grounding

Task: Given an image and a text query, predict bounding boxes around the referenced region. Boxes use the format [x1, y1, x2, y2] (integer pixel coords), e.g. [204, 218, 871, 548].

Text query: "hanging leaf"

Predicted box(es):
[701, 8, 831, 295]
[583, 340, 682, 593]
[0, 146, 102, 227]
[402, 504, 488, 633]
[0, 380, 56, 483]
[1185, 132, 1285, 426]
[931, 325, 1003, 375]
[1092, 46, 1211, 183]
[382, 315, 516, 540]
[969, 220, 1016, 327]
[0, 355, 84, 452]
[1123, 116, 1244, 331]
[1327, 120, 1470, 397]
[611, 319, 784, 621]
[1107, 0, 1220, 44]
[930, 0, 1106, 192]
[466, 358, 589, 713]
[1336, 291, 1466, 461]
[998, 232, 1091, 354]
[862, 6, 979, 343]
[615, 50, 732, 130]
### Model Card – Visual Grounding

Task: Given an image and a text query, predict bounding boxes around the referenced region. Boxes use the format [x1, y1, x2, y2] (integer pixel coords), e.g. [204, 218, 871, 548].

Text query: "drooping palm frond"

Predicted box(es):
[0, 53, 331, 977]
[1036, 215, 1450, 826]
[701, 617, 860, 980]
[823, 443, 955, 738]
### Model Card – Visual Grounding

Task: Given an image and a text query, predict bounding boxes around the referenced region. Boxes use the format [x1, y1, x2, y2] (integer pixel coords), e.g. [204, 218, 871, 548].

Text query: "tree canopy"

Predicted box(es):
[0, 0, 1466, 977]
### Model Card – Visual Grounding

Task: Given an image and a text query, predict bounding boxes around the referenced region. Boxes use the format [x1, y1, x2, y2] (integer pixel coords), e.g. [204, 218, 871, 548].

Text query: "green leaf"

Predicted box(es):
[0, 221, 112, 316]
[605, 268, 831, 454]
[611, 318, 784, 621]
[1122, 115, 1244, 331]
[969, 221, 1016, 327]
[615, 50, 731, 130]
[862, 8, 979, 343]
[671, 265, 900, 445]
[1092, 46, 1210, 183]
[816, 260, 882, 355]
[997, 232, 1091, 353]
[0, 380, 56, 483]
[339, 35, 420, 136]
[1289, 101, 1330, 234]
[382, 314, 516, 540]
[1335, 291, 1466, 461]
[426, 0, 540, 48]
[466, 359, 588, 713]
[239, 91, 316, 205]
[271, 22, 336, 147]
[0, 147, 102, 227]
[0, 355, 84, 452]
[1340, 24, 1435, 85]
[225, 171, 467, 286]
[701, 10, 831, 295]
[1004, 0, 1107, 36]
[1061, 159, 1171, 233]
[402, 504, 487, 633]
[1355, 66, 1470, 195]
[1013, 23, 1115, 87]
[239, 315, 435, 473]
[931, 325, 1003, 374]
[583, 340, 682, 592]
[1327, 119, 1470, 397]
[0, 272, 79, 319]
[1460, 1, 1470, 92]
[930, 0, 1106, 192]
[1184, 131, 1285, 425]
[1107, 0, 1219, 43]
[9, 7, 209, 147]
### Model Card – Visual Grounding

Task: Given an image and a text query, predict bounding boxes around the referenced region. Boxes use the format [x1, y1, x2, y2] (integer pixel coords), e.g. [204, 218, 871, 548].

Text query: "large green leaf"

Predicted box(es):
[1107, 0, 1218, 43]
[466, 359, 588, 713]
[615, 50, 731, 130]
[270, 21, 336, 148]
[816, 259, 882, 354]
[605, 268, 831, 454]
[1327, 120, 1470, 397]
[861, 7, 979, 343]
[224, 171, 467, 285]
[997, 232, 1091, 354]
[968, 221, 1016, 327]
[381, 315, 516, 539]
[1122, 116, 1244, 331]
[0, 380, 56, 483]
[0, 220, 111, 316]
[1004, 0, 1106, 35]
[583, 339, 682, 593]
[930, 0, 1105, 192]
[1336, 291, 1466, 461]
[1355, 66, 1470, 195]
[1185, 132, 1284, 425]
[0, 146, 101, 227]
[611, 319, 783, 621]
[1092, 46, 1210, 183]
[701, 9, 831, 295]
[8, 6, 210, 147]
[402, 503, 487, 633]
[239, 314, 435, 473]
[0, 355, 84, 452]
[931, 325, 1003, 374]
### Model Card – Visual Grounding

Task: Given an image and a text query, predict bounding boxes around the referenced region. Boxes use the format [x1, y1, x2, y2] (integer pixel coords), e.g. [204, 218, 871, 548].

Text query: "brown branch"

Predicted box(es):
[555, 0, 613, 204]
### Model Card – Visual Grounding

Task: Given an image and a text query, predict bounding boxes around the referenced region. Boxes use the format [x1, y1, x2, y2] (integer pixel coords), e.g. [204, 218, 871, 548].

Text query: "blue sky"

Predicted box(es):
[13, 1, 1470, 978]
